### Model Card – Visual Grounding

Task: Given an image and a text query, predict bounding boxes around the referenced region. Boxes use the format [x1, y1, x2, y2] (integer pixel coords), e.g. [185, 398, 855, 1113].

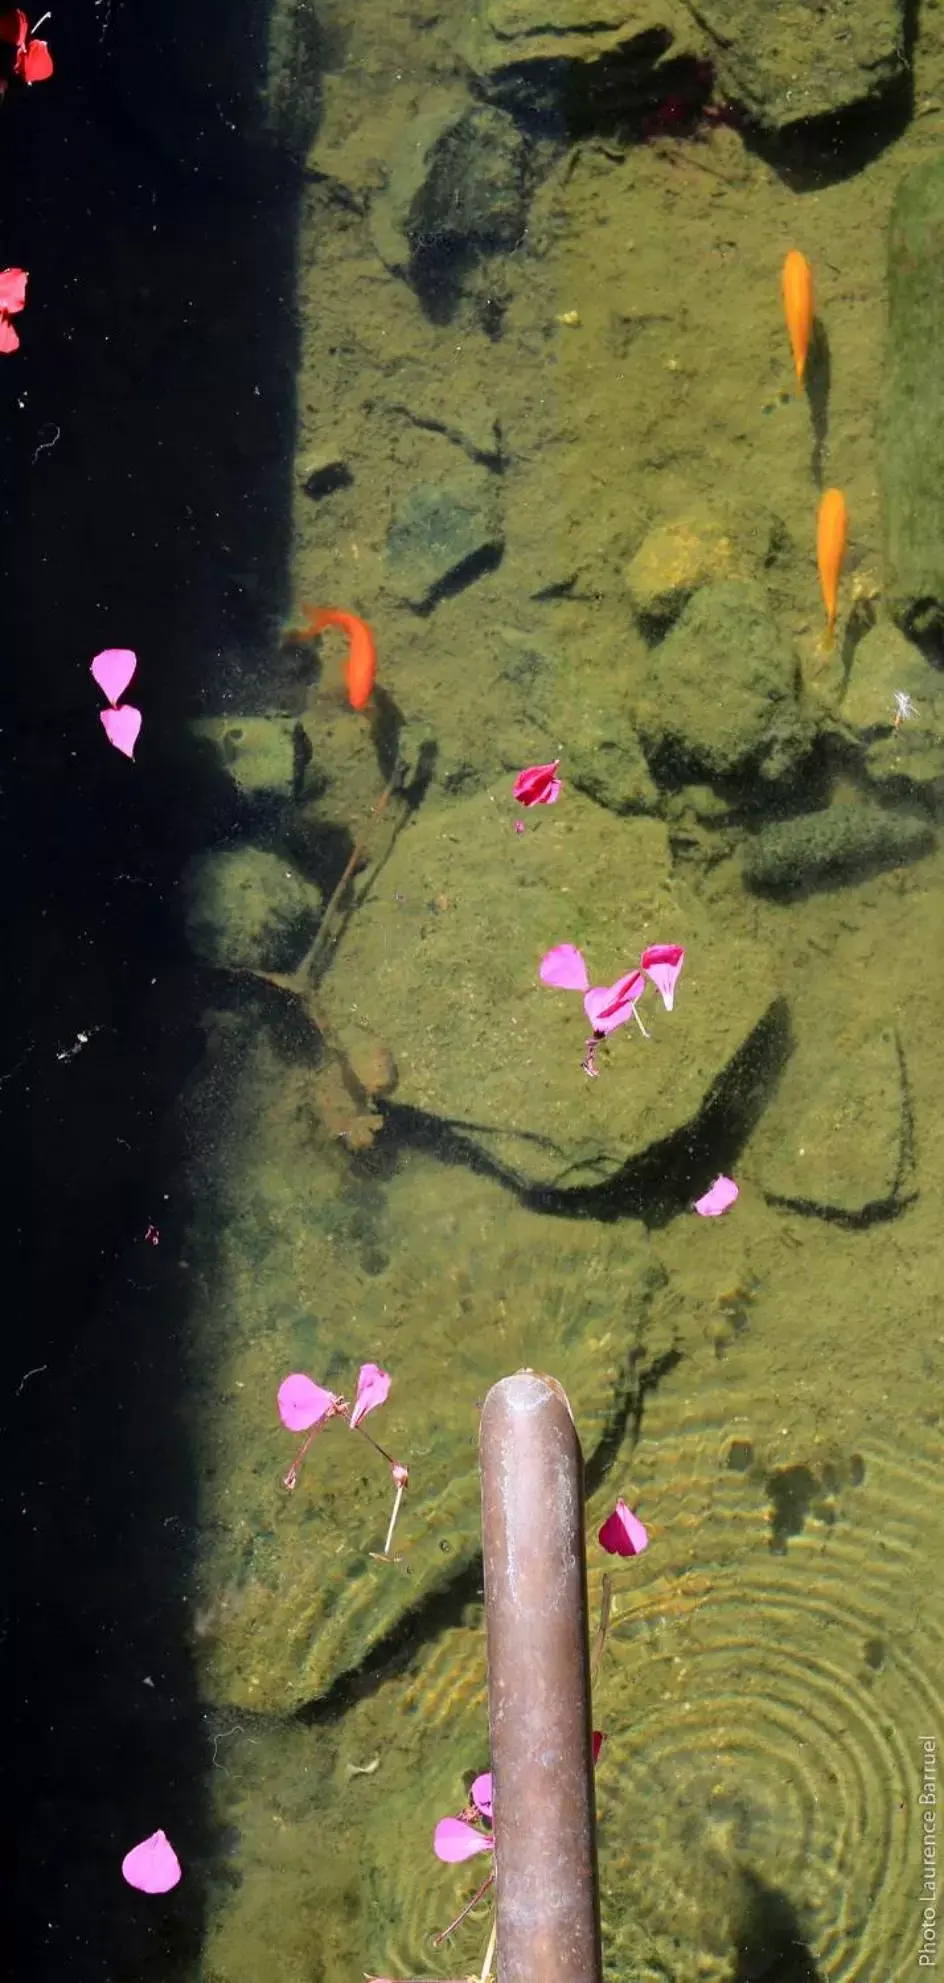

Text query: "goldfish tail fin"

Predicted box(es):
[282, 606, 331, 644]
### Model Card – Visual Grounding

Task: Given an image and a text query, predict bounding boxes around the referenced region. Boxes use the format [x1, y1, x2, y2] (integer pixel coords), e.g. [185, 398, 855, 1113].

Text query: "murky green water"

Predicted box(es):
[13, 2, 944, 1979]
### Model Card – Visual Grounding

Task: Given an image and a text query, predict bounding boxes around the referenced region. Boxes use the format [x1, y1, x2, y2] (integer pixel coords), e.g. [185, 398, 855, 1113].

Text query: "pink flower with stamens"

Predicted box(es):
[583, 969, 646, 1038]
[513, 759, 561, 807]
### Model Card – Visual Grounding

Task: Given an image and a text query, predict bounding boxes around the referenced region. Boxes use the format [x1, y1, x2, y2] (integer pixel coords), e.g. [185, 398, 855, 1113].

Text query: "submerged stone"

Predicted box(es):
[742, 803, 934, 898]
[636, 580, 812, 790]
[183, 846, 323, 972]
[386, 472, 503, 610]
[317, 787, 775, 1193]
[467, 0, 700, 118]
[684, 0, 907, 132]
[747, 1022, 909, 1221]
[369, 90, 529, 276]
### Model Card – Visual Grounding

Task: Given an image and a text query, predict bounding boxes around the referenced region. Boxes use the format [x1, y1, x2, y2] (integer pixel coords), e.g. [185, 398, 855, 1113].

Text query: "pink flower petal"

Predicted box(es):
[91, 647, 137, 706]
[471, 1771, 492, 1820]
[121, 1829, 182, 1894]
[433, 1816, 494, 1863]
[640, 943, 685, 1011]
[598, 1497, 649, 1558]
[693, 1174, 739, 1217]
[100, 705, 142, 759]
[277, 1372, 339, 1431]
[583, 969, 645, 1037]
[513, 759, 561, 807]
[349, 1361, 390, 1429]
[0, 266, 27, 315]
[539, 943, 589, 992]
[0, 312, 21, 354]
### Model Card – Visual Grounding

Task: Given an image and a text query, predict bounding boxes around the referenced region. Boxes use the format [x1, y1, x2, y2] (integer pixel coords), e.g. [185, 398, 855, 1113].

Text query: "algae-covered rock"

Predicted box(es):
[685, 0, 907, 132]
[636, 580, 811, 789]
[183, 846, 323, 971]
[743, 803, 934, 898]
[840, 623, 944, 797]
[841, 624, 931, 737]
[882, 155, 944, 643]
[467, 0, 699, 117]
[387, 472, 503, 611]
[746, 1021, 910, 1220]
[499, 633, 659, 815]
[191, 715, 299, 802]
[625, 512, 739, 633]
[318, 787, 775, 1193]
[369, 91, 529, 275]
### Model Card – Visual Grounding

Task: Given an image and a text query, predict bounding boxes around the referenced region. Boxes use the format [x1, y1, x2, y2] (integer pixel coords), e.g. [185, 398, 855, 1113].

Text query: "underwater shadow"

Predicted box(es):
[731, 1868, 824, 1982]
[0, 0, 320, 1972]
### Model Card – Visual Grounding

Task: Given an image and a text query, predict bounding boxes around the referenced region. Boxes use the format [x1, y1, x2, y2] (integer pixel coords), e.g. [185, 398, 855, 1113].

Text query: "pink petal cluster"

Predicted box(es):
[121, 1829, 182, 1894]
[692, 1174, 739, 1217]
[598, 1498, 648, 1558]
[90, 648, 142, 760]
[513, 759, 561, 808]
[277, 1361, 403, 1522]
[539, 941, 685, 1038]
[0, 265, 27, 353]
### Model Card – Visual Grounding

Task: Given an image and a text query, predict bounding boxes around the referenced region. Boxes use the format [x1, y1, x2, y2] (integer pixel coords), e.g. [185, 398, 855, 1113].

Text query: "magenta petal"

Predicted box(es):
[121, 1829, 182, 1894]
[539, 943, 589, 992]
[640, 943, 685, 1011]
[433, 1816, 494, 1863]
[513, 759, 561, 807]
[583, 970, 645, 1037]
[277, 1372, 339, 1431]
[100, 704, 142, 759]
[349, 1361, 391, 1429]
[91, 647, 137, 706]
[471, 1771, 493, 1820]
[693, 1174, 739, 1217]
[598, 1497, 649, 1558]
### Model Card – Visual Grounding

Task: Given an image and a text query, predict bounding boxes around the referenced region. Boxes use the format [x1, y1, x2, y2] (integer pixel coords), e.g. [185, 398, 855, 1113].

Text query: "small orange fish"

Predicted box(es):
[782, 250, 813, 390]
[816, 488, 847, 649]
[286, 606, 377, 712]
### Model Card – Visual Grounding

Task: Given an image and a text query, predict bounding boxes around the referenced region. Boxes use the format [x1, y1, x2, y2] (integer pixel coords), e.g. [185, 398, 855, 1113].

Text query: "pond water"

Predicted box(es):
[5, 1, 944, 1980]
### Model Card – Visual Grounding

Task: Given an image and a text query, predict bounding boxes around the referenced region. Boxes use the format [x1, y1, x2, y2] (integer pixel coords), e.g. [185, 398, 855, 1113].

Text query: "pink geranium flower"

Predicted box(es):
[513, 759, 561, 807]
[277, 1361, 408, 1555]
[539, 942, 685, 1069]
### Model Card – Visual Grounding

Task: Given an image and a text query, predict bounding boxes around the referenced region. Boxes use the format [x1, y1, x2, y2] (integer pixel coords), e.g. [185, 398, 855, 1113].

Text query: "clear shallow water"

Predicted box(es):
[6, 3, 944, 1980]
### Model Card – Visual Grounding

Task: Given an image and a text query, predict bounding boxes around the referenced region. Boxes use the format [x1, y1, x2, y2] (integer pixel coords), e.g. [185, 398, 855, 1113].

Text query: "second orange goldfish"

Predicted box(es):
[816, 488, 847, 649]
[782, 250, 813, 390]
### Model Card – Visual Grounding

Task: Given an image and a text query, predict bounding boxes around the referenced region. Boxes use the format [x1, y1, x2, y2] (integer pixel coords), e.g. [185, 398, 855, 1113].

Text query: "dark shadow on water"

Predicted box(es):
[731, 1868, 824, 1982]
[0, 0, 315, 1972]
[806, 317, 829, 488]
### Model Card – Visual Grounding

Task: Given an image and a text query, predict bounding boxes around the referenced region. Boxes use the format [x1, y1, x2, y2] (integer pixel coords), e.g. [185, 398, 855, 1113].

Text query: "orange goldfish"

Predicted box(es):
[286, 606, 377, 712]
[782, 250, 813, 390]
[816, 488, 847, 649]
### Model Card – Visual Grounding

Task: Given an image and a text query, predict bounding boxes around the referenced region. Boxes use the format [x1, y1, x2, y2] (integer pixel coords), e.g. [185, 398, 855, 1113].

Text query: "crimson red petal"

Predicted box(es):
[0, 9, 27, 48]
[21, 35, 52, 80]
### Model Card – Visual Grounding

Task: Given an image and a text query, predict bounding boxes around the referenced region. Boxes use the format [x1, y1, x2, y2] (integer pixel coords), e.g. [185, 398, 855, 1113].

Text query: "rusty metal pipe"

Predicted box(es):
[479, 1370, 603, 1983]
